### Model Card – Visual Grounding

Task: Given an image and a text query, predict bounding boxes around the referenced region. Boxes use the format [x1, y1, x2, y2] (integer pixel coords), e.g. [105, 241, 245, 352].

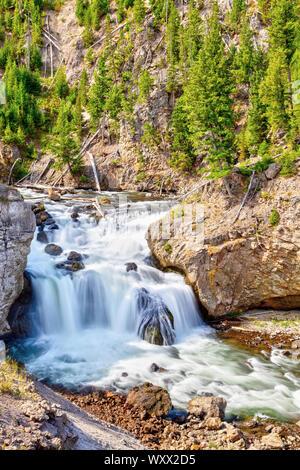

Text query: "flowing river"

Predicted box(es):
[9, 189, 300, 421]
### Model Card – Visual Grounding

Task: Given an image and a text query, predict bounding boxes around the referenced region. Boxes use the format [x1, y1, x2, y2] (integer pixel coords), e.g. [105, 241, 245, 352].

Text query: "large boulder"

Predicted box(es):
[0, 185, 35, 336]
[187, 396, 227, 420]
[125, 382, 172, 417]
[147, 173, 300, 318]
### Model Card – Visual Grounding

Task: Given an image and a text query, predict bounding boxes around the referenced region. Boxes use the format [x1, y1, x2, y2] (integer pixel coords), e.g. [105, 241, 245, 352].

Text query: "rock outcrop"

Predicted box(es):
[0, 185, 35, 336]
[147, 169, 300, 318]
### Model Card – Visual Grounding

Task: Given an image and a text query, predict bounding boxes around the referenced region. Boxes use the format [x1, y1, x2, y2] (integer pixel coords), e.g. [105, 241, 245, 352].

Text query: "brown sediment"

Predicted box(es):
[57, 388, 300, 450]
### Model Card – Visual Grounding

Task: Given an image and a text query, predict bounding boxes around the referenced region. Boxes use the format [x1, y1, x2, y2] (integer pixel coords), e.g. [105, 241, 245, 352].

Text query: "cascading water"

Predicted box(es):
[9, 189, 300, 421]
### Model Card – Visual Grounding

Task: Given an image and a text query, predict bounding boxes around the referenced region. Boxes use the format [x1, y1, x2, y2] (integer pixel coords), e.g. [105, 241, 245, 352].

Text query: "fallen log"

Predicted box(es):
[34, 158, 54, 184]
[8, 158, 21, 185]
[232, 170, 256, 225]
[87, 151, 101, 192]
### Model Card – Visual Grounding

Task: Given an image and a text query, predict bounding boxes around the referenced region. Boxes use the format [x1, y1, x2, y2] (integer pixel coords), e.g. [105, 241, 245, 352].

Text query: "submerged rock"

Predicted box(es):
[56, 261, 85, 272]
[136, 288, 175, 346]
[45, 244, 63, 256]
[126, 382, 172, 418]
[37, 232, 49, 244]
[125, 262, 138, 272]
[187, 396, 227, 420]
[67, 251, 83, 262]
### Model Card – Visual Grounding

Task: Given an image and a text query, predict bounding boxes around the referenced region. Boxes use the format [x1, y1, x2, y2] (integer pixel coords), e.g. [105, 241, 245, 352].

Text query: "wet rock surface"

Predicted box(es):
[45, 243, 63, 256]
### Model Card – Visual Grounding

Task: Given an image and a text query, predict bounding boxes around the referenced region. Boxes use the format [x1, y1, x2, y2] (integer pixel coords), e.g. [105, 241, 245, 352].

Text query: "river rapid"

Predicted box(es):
[9, 189, 300, 421]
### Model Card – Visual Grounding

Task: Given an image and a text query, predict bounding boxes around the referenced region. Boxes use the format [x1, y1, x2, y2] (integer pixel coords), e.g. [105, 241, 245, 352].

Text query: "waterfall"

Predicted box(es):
[9, 189, 300, 421]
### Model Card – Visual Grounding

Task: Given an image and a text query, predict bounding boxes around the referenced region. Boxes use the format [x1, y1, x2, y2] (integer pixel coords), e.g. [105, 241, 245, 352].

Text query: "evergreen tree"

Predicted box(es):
[173, 4, 236, 173]
[234, 18, 255, 85]
[138, 70, 154, 102]
[133, 0, 146, 26]
[79, 69, 89, 107]
[88, 56, 112, 127]
[51, 101, 80, 173]
[55, 68, 69, 99]
[230, 0, 246, 30]
[260, 50, 290, 133]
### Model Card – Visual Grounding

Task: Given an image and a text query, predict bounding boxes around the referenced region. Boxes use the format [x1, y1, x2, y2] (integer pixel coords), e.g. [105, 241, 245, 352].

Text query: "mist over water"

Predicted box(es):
[9, 190, 300, 421]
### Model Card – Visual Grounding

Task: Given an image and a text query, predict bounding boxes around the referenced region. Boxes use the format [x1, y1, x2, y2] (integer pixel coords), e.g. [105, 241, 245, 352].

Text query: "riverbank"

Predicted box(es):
[0, 359, 145, 450]
[211, 309, 300, 356]
[59, 386, 300, 451]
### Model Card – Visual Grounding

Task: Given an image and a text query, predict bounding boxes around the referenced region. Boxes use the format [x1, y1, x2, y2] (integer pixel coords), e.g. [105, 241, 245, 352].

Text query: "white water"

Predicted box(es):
[10, 190, 300, 421]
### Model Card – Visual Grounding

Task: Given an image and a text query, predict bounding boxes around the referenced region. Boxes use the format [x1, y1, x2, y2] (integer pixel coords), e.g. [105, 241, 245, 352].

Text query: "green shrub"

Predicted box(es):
[164, 242, 172, 254]
[269, 209, 279, 227]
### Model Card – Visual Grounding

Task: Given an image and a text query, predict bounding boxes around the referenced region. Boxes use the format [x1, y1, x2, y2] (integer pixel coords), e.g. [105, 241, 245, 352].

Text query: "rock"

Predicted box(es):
[36, 211, 50, 226]
[204, 417, 222, 430]
[147, 174, 300, 317]
[126, 382, 172, 418]
[49, 223, 59, 230]
[32, 202, 45, 214]
[44, 217, 56, 226]
[226, 424, 242, 443]
[98, 196, 111, 205]
[125, 262, 138, 272]
[0, 185, 35, 335]
[261, 433, 284, 449]
[67, 251, 83, 262]
[71, 212, 79, 219]
[291, 340, 300, 349]
[48, 189, 61, 201]
[56, 261, 85, 272]
[265, 163, 282, 180]
[37, 232, 49, 244]
[7, 272, 33, 338]
[150, 363, 167, 373]
[136, 288, 175, 346]
[187, 396, 227, 420]
[45, 244, 63, 256]
[121, 372, 128, 377]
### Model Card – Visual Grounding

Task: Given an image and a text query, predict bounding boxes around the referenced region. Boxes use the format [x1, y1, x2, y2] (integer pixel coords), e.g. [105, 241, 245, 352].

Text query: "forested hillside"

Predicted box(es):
[0, 0, 299, 191]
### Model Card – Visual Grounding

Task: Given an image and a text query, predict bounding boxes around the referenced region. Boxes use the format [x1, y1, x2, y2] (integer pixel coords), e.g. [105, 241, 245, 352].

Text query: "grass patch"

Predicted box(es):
[0, 358, 36, 400]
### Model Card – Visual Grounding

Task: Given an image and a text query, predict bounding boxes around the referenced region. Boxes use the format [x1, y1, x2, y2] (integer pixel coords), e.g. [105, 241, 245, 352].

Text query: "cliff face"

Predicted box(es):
[25, 0, 269, 195]
[0, 185, 35, 336]
[147, 165, 300, 318]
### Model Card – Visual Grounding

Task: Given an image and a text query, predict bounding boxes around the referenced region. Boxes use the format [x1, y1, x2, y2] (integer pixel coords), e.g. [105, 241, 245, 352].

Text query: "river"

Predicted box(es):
[9, 189, 300, 421]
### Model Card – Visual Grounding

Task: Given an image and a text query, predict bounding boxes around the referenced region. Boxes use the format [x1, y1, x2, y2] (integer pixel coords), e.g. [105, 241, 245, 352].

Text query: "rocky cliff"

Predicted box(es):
[148, 163, 300, 318]
[0, 185, 35, 336]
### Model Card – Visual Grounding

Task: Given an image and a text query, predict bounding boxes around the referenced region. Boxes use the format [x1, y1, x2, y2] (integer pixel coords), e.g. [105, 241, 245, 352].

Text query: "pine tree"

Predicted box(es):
[133, 0, 146, 26]
[230, 0, 246, 30]
[234, 18, 255, 85]
[88, 56, 112, 127]
[245, 69, 268, 151]
[51, 101, 80, 173]
[138, 70, 154, 102]
[76, 0, 87, 26]
[175, 4, 236, 173]
[55, 68, 69, 99]
[260, 50, 290, 133]
[79, 69, 89, 107]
